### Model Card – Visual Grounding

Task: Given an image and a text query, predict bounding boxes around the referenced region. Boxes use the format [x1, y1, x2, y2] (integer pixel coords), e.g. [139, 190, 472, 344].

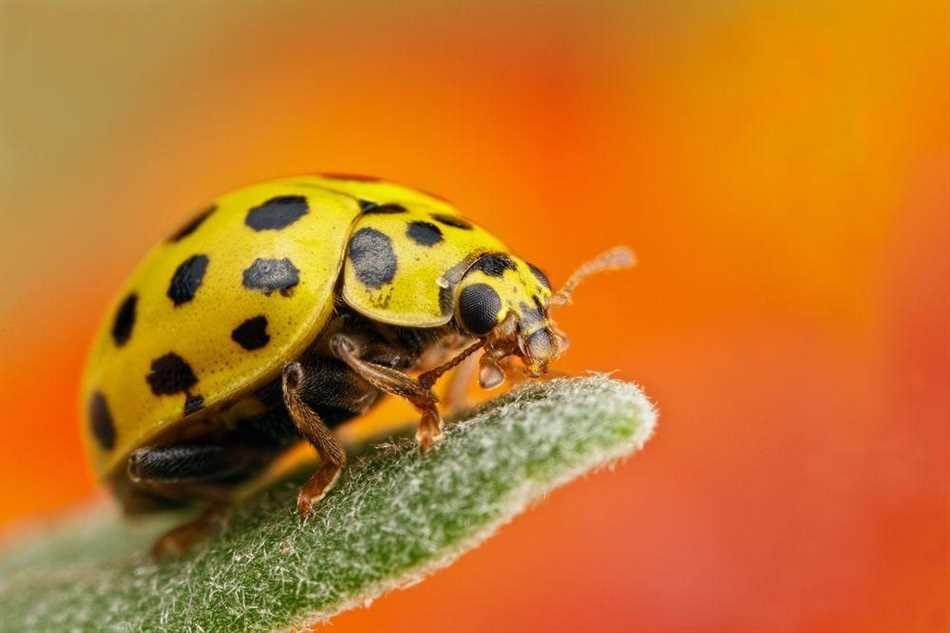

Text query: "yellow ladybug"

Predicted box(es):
[80, 173, 634, 556]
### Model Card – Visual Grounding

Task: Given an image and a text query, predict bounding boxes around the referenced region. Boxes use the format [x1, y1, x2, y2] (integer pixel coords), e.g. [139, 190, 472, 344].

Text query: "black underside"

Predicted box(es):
[252, 356, 374, 431]
[127, 356, 373, 487]
[119, 310, 459, 511]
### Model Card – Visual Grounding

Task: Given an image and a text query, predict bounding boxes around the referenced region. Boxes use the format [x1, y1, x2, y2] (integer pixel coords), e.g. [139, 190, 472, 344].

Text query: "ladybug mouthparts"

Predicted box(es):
[470, 244, 636, 388]
[476, 312, 569, 388]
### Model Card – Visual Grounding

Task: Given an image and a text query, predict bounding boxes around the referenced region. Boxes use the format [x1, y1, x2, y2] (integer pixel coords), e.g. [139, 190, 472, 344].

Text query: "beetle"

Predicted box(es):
[80, 174, 634, 556]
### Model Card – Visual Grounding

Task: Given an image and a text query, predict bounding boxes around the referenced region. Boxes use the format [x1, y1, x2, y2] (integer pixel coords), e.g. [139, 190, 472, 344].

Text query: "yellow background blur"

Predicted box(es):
[1, 2, 948, 631]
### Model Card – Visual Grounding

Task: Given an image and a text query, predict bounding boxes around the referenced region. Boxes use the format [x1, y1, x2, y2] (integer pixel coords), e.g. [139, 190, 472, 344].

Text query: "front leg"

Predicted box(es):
[282, 362, 346, 517]
[330, 334, 444, 451]
[441, 351, 479, 412]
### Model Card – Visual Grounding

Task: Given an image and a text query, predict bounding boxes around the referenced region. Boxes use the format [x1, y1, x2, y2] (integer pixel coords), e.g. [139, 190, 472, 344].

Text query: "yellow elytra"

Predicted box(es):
[80, 174, 557, 483]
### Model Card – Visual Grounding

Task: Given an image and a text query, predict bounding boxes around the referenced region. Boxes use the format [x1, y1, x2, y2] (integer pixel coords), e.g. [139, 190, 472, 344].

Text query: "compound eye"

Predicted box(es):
[457, 283, 502, 336]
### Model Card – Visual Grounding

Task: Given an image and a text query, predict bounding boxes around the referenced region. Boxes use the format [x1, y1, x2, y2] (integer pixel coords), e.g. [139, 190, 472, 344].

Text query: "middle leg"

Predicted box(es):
[282, 361, 347, 517]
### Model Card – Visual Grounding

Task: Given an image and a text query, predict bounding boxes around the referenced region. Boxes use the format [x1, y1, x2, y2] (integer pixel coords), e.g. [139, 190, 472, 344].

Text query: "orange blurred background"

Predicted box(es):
[1, 2, 948, 632]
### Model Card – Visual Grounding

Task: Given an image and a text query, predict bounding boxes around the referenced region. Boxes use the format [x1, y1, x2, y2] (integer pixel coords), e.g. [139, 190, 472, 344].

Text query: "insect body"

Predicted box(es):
[80, 174, 633, 555]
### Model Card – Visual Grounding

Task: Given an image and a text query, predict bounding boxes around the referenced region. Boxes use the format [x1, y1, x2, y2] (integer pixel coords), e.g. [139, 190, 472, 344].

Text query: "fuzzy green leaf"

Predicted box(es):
[0, 375, 655, 632]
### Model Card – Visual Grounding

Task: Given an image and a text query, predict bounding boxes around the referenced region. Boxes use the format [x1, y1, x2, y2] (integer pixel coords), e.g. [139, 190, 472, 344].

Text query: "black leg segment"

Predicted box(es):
[127, 443, 264, 483]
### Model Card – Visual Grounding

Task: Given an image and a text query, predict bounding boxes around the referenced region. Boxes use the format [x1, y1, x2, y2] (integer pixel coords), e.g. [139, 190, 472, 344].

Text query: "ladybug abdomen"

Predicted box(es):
[80, 174, 475, 483]
[81, 178, 367, 478]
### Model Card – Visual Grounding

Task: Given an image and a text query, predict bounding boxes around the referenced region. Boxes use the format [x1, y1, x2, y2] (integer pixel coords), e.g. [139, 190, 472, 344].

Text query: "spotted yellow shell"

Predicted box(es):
[81, 174, 557, 483]
[80, 175, 470, 477]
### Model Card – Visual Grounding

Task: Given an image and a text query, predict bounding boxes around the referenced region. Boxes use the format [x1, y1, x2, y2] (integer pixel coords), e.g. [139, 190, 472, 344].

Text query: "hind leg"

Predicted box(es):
[127, 443, 267, 558]
[442, 351, 479, 412]
[148, 501, 229, 559]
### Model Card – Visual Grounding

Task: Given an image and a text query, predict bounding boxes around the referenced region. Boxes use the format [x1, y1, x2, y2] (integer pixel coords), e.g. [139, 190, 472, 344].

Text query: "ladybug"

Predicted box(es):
[80, 174, 634, 556]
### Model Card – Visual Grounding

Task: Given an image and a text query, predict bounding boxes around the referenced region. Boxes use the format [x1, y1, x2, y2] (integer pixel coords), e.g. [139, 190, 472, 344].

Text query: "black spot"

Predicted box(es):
[146, 352, 198, 396]
[231, 315, 270, 350]
[242, 258, 300, 296]
[348, 228, 397, 288]
[528, 262, 552, 289]
[431, 213, 473, 230]
[320, 172, 381, 182]
[406, 221, 444, 247]
[88, 391, 116, 450]
[184, 394, 205, 415]
[475, 253, 516, 277]
[360, 202, 407, 215]
[458, 283, 502, 335]
[245, 195, 309, 231]
[167, 254, 210, 306]
[111, 293, 137, 347]
[168, 205, 215, 242]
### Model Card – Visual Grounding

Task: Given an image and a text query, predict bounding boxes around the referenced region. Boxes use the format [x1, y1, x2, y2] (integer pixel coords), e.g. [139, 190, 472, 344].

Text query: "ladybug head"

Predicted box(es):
[452, 246, 635, 388]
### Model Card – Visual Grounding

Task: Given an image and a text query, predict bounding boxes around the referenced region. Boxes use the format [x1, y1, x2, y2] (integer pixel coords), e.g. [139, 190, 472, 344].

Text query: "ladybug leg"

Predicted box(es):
[282, 362, 346, 518]
[441, 350, 479, 412]
[128, 443, 263, 486]
[130, 478, 231, 505]
[150, 502, 229, 560]
[126, 444, 267, 559]
[330, 333, 443, 452]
